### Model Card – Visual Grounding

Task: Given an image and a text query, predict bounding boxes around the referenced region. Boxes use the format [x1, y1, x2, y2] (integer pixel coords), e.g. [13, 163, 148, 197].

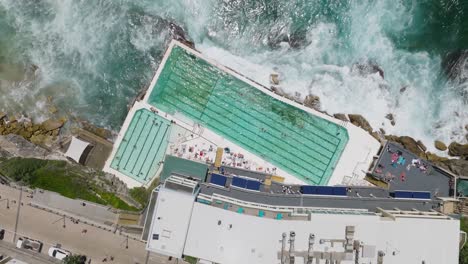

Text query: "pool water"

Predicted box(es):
[149, 46, 348, 185]
[111, 109, 171, 183]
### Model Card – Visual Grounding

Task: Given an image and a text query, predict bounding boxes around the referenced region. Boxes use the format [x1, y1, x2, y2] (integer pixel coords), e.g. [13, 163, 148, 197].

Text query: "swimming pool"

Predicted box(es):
[111, 109, 171, 183]
[148, 46, 348, 185]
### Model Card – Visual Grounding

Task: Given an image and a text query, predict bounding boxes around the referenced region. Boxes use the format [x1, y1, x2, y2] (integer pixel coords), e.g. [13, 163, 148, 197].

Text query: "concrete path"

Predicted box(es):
[0, 184, 185, 264]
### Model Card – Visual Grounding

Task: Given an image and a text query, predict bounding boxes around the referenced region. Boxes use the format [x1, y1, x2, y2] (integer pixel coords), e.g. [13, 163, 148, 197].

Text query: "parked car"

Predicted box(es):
[15, 237, 43, 253]
[48, 246, 71, 260]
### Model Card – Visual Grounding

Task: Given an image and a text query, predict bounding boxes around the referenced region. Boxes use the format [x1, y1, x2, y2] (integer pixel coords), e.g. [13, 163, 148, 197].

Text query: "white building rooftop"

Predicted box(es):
[146, 177, 461, 264]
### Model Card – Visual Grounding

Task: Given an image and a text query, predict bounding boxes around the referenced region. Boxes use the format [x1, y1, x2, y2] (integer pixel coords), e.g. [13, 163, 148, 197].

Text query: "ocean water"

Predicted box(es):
[0, 0, 467, 151]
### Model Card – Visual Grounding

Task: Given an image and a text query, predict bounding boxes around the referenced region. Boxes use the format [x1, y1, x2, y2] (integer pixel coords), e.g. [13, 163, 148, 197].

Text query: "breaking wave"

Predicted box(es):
[0, 0, 466, 151]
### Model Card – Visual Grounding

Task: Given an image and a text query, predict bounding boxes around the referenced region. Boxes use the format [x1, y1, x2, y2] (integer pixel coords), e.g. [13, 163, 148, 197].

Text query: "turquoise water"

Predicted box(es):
[149, 46, 348, 185]
[0, 0, 467, 149]
[111, 109, 171, 183]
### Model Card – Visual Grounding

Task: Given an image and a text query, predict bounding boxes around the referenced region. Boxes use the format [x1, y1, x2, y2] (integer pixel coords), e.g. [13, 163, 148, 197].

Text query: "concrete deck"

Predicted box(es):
[104, 40, 381, 188]
[370, 142, 454, 197]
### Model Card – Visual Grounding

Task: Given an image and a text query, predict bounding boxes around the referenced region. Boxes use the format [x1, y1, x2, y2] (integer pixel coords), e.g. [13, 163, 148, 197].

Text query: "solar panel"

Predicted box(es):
[210, 173, 227, 187]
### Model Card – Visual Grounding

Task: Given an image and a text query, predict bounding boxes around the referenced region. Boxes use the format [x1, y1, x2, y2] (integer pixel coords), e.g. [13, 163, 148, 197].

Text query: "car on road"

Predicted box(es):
[15, 237, 43, 253]
[48, 246, 71, 260]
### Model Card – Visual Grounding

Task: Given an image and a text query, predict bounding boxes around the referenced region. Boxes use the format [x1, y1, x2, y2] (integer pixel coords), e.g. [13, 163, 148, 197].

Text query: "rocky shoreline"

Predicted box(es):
[270, 74, 468, 177]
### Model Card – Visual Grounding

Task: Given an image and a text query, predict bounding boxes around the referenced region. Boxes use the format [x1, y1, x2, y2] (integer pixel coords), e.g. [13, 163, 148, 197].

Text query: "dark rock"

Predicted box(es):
[441, 50, 468, 83]
[271, 86, 285, 96]
[267, 28, 310, 49]
[81, 121, 112, 140]
[386, 135, 425, 157]
[434, 140, 448, 151]
[379, 128, 386, 135]
[333, 113, 349, 122]
[351, 61, 384, 79]
[371, 131, 382, 141]
[448, 142, 468, 157]
[303, 95, 321, 111]
[416, 140, 427, 152]
[385, 113, 395, 126]
[398, 136, 425, 156]
[348, 114, 373, 133]
[400, 86, 407, 93]
[0, 112, 6, 120]
[270, 74, 279, 85]
[442, 159, 468, 176]
[128, 8, 194, 48]
[426, 152, 449, 163]
[41, 118, 65, 132]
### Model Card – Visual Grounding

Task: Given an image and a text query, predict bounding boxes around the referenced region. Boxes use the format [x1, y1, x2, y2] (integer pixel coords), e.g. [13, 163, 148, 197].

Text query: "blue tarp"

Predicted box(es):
[232, 177, 247, 188]
[333, 187, 347, 196]
[412, 191, 431, 199]
[316, 186, 334, 195]
[246, 180, 261, 191]
[300, 185, 317, 194]
[210, 173, 227, 187]
[393, 191, 413, 198]
[300, 186, 347, 196]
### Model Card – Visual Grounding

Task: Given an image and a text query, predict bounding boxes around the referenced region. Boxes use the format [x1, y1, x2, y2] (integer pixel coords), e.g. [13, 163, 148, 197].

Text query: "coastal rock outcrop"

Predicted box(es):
[267, 29, 310, 49]
[41, 118, 65, 131]
[128, 8, 194, 48]
[441, 159, 468, 176]
[303, 95, 321, 111]
[0, 113, 67, 148]
[416, 140, 427, 152]
[397, 136, 425, 156]
[442, 50, 468, 83]
[81, 121, 112, 140]
[385, 135, 425, 157]
[348, 114, 373, 133]
[385, 113, 395, 126]
[351, 61, 384, 79]
[333, 113, 349, 122]
[448, 142, 468, 158]
[434, 140, 448, 151]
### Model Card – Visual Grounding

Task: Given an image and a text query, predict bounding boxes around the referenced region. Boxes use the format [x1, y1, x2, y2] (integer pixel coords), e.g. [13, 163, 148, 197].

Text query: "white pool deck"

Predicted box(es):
[103, 40, 381, 188]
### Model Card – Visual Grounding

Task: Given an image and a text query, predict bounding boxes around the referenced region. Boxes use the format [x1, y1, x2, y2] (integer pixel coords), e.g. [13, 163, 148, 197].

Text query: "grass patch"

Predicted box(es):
[0, 157, 138, 211]
[99, 192, 139, 211]
[461, 217, 468, 264]
[129, 177, 160, 207]
[183, 255, 198, 264]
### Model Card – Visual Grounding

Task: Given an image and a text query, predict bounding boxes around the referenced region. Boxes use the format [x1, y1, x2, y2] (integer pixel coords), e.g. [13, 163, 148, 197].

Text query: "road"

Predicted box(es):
[0, 184, 184, 264]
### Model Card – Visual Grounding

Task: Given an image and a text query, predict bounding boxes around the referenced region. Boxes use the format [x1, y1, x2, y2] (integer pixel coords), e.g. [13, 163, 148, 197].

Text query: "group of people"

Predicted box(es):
[409, 158, 428, 173]
[375, 146, 431, 183]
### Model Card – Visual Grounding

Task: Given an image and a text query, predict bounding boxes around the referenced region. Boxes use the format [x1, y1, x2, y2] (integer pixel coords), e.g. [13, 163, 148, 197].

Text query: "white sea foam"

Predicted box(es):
[0, 0, 466, 152]
[190, 1, 468, 154]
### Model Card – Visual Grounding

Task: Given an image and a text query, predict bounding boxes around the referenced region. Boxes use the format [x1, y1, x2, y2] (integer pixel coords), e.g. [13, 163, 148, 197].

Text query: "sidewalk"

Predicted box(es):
[0, 240, 58, 264]
[0, 184, 185, 264]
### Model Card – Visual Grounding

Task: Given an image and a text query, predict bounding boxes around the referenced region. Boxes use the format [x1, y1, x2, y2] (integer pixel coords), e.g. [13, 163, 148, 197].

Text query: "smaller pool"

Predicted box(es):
[111, 109, 171, 183]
